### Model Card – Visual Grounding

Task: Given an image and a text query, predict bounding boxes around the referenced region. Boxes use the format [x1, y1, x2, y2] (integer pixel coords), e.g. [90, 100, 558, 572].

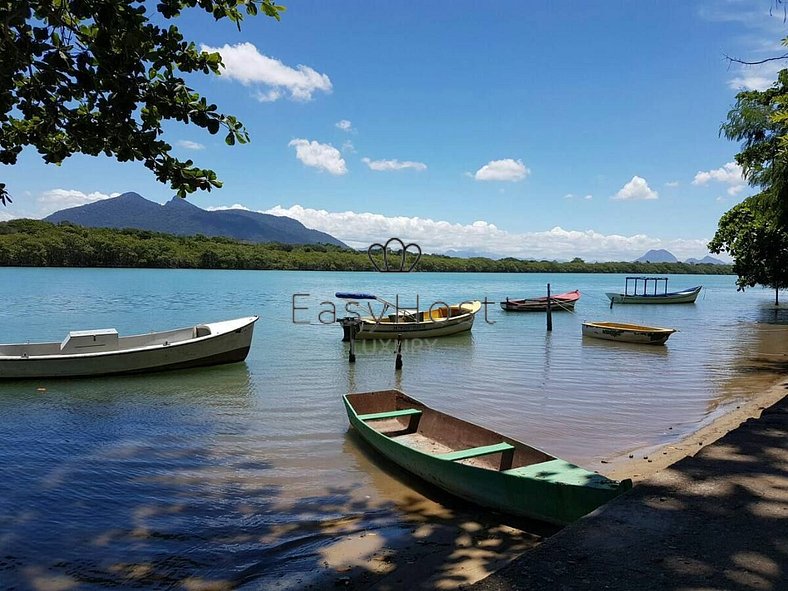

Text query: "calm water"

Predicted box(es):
[1, 268, 786, 589]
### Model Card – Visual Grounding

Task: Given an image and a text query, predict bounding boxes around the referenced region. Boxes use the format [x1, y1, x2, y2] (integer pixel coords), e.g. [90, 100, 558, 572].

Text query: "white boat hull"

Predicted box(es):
[605, 286, 701, 304]
[0, 317, 258, 379]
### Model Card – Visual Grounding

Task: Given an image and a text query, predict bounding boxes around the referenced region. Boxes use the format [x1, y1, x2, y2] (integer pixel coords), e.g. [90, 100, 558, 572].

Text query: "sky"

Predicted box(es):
[2, 0, 787, 261]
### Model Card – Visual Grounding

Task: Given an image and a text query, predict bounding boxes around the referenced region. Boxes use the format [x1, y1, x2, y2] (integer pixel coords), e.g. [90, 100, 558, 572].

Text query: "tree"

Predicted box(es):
[0, 0, 285, 205]
[721, 66, 788, 224]
[709, 193, 788, 305]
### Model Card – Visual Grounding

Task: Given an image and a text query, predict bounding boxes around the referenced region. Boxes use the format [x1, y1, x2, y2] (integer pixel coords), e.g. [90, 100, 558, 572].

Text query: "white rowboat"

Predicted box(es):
[0, 316, 258, 379]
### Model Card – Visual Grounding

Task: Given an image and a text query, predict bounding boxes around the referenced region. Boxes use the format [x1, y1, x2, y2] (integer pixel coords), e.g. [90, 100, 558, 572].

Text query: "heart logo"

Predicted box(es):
[367, 237, 422, 272]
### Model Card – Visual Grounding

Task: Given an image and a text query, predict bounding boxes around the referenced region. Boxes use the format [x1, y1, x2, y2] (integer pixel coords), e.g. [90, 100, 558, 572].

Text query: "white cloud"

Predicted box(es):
[201, 42, 332, 102]
[336, 120, 354, 132]
[288, 139, 347, 175]
[36, 189, 120, 216]
[177, 140, 205, 150]
[584, 194, 593, 200]
[0, 209, 16, 222]
[341, 140, 356, 153]
[613, 176, 658, 200]
[361, 157, 427, 172]
[255, 203, 711, 261]
[473, 158, 529, 182]
[727, 73, 775, 91]
[692, 161, 748, 195]
[665, 181, 679, 187]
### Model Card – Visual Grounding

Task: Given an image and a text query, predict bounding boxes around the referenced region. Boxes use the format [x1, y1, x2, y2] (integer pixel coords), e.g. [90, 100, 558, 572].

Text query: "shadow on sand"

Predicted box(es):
[467, 391, 788, 591]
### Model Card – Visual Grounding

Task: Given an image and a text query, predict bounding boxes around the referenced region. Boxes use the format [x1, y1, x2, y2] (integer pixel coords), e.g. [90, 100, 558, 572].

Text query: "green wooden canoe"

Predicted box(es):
[344, 389, 632, 525]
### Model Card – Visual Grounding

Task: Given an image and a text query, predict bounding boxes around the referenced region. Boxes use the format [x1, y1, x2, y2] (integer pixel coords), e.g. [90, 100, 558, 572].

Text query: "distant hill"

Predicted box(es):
[44, 192, 347, 247]
[685, 255, 727, 265]
[635, 249, 678, 263]
[635, 249, 728, 265]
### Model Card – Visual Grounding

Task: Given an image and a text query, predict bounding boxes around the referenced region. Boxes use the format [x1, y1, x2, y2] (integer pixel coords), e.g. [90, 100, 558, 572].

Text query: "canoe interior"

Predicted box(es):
[347, 390, 559, 471]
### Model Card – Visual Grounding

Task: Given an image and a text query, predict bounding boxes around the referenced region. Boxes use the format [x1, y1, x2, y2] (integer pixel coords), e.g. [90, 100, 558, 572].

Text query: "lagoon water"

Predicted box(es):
[1, 268, 786, 588]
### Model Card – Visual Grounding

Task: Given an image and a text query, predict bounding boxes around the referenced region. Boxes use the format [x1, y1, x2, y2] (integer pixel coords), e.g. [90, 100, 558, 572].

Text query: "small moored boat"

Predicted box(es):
[500, 289, 581, 312]
[344, 389, 632, 525]
[336, 292, 481, 340]
[582, 321, 676, 345]
[0, 316, 258, 379]
[606, 277, 701, 305]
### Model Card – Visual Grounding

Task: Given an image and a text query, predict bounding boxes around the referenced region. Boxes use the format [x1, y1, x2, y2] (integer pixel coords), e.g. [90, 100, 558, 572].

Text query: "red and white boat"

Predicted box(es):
[500, 290, 581, 312]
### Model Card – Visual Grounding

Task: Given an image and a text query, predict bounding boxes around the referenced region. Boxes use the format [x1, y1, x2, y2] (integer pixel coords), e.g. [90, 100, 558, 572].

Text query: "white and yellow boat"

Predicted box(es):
[337, 292, 481, 340]
[581, 321, 676, 345]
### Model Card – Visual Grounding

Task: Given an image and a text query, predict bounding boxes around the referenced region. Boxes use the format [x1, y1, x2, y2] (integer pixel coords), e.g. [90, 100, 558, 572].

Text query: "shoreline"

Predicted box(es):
[313, 365, 788, 590]
[604, 372, 788, 483]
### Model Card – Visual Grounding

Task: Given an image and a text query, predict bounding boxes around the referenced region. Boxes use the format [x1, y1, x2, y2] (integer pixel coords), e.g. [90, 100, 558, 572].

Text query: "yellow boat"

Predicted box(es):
[581, 321, 676, 345]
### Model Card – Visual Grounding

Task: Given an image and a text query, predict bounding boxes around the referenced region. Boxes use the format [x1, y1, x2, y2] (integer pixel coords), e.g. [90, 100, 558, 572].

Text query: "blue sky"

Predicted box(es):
[2, 0, 786, 261]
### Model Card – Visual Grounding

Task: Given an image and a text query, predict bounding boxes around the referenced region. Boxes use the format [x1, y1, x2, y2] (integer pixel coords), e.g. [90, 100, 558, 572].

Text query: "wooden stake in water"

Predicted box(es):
[546, 283, 553, 332]
[348, 322, 356, 363]
[395, 334, 403, 370]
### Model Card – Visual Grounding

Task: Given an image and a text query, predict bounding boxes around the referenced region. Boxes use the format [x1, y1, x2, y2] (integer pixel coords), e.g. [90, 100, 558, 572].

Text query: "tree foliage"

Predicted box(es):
[708, 193, 788, 303]
[0, 219, 734, 274]
[721, 66, 788, 223]
[0, 0, 285, 205]
[714, 40, 788, 300]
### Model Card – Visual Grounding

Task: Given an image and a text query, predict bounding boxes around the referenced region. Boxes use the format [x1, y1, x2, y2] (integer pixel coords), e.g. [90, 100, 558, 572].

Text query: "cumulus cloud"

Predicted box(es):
[728, 73, 775, 91]
[0, 209, 16, 222]
[288, 139, 347, 175]
[201, 42, 332, 102]
[35, 189, 120, 216]
[247, 203, 712, 261]
[361, 157, 427, 172]
[613, 176, 658, 200]
[692, 162, 748, 196]
[336, 120, 354, 132]
[473, 158, 529, 182]
[177, 140, 205, 150]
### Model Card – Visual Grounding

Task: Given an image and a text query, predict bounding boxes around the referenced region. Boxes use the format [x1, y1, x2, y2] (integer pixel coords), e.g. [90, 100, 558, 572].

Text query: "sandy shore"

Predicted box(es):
[305, 336, 788, 590]
[604, 374, 788, 483]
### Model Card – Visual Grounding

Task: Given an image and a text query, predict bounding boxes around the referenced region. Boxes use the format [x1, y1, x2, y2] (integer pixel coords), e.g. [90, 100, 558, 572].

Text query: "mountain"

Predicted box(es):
[685, 255, 728, 265]
[44, 193, 347, 247]
[635, 249, 678, 263]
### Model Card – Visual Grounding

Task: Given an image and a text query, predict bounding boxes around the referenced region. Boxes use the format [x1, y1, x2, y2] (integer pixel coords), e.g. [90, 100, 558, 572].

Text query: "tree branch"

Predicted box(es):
[724, 52, 788, 66]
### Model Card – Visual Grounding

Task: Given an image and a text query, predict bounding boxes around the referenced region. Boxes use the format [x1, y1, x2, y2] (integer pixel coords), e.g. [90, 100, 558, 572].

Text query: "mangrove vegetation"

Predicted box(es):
[0, 219, 732, 274]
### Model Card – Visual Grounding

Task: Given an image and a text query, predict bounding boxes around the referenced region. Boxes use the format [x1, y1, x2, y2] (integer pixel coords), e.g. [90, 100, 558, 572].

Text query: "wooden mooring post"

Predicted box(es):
[395, 334, 403, 370]
[339, 317, 360, 363]
[546, 283, 553, 332]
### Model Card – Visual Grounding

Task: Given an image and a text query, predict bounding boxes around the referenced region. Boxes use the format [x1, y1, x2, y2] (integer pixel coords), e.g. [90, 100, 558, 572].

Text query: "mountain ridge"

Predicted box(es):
[44, 193, 348, 247]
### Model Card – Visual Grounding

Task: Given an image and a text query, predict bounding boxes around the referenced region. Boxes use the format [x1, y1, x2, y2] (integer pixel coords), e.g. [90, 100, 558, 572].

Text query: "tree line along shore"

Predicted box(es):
[0, 219, 732, 274]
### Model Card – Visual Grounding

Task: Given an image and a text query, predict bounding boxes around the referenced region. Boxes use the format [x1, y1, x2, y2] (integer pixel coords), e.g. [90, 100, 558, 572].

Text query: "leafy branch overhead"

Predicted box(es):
[0, 0, 285, 205]
[710, 36, 788, 302]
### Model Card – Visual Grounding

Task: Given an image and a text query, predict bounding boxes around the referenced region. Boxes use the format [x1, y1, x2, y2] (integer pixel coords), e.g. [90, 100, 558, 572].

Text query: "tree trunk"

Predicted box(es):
[776, 287, 780, 306]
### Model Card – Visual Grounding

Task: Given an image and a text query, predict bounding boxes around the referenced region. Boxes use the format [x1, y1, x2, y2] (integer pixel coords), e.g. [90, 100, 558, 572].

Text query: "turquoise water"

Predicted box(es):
[0, 268, 785, 588]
